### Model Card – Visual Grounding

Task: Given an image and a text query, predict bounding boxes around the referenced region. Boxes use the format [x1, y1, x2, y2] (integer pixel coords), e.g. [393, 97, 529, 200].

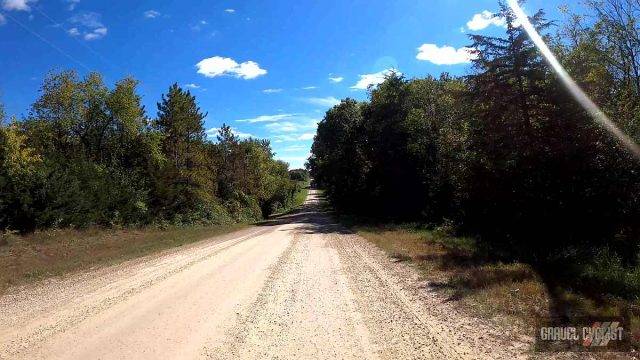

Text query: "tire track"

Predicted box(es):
[330, 232, 464, 359]
[0, 227, 272, 358]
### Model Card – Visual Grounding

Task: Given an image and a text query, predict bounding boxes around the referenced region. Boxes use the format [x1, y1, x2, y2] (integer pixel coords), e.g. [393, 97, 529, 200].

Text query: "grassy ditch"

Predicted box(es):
[0, 182, 312, 295]
[293, 181, 310, 207]
[0, 224, 247, 295]
[356, 224, 640, 349]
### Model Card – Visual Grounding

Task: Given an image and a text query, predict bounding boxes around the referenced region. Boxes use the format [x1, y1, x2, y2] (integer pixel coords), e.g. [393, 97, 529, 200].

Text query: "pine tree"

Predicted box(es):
[153, 84, 212, 217]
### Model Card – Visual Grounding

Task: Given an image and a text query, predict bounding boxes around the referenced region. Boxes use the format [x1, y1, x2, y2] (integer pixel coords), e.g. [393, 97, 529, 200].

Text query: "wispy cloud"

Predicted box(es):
[190, 19, 208, 31]
[264, 118, 319, 134]
[65, 0, 79, 11]
[184, 83, 201, 89]
[273, 134, 315, 143]
[236, 114, 296, 123]
[265, 122, 302, 133]
[206, 127, 255, 139]
[301, 96, 340, 107]
[238, 113, 319, 140]
[297, 133, 314, 140]
[416, 44, 476, 65]
[196, 56, 267, 80]
[143, 10, 160, 19]
[2, 0, 37, 11]
[69, 11, 101, 28]
[301, 86, 317, 90]
[224, 8, 235, 14]
[262, 88, 283, 94]
[0, 13, 6, 25]
[281, 144, 308, 152]
[83, 26, 106, 40]
[69, 11, 108, 40]
[351, 69, 400, 90]
[329, 76, 344, 83]
[276, 154, 311, 166]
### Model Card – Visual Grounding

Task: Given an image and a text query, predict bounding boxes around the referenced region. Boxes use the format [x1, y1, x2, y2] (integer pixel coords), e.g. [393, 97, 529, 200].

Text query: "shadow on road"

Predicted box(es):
[255, 192, 353, 235]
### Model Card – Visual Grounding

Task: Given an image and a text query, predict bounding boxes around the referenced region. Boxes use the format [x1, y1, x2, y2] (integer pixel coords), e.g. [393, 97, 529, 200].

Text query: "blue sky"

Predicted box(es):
[0, 0, 576, 168]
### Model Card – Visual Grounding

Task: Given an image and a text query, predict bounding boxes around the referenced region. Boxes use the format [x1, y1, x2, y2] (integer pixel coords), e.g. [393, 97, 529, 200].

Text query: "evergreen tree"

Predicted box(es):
[153, 84, 213, 218]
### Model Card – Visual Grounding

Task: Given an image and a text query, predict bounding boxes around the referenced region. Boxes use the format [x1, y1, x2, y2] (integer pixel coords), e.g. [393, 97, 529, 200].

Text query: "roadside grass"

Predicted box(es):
[0, 181, 313, 295]
[358, 227, 548, 327]
[0, 223, 247, 295]
[356, 225, 640, 347]
[267, 181, 310, 219]
[292, 181, 310, 208]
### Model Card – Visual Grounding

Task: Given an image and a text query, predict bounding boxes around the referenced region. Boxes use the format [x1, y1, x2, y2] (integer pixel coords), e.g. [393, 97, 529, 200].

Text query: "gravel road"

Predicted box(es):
[0, 190, 529, 359]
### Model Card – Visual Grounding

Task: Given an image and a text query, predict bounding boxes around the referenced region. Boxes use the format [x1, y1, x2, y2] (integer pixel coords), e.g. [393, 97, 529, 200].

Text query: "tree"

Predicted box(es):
[309, 1, 640, 265]
[463, 4, 570, 257]
[0, 120, 43, 230]
[152, 84, 213, 218]
[289, 169, 309, 182]
[215, 123, 241, 200]
[0, 72, 298, 231]
[311, 98, 369, 213]
[1, 71, 156, 229]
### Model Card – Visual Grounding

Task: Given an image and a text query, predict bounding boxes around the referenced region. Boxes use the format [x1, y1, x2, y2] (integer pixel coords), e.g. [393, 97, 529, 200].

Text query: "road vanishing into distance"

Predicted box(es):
[0, 191, 527, 359]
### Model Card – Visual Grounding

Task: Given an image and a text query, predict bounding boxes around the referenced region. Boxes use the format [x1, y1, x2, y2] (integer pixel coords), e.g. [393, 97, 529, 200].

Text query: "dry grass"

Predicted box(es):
[0, 224, 247, 295]
[359, 228, 549, 329]
[358, 227, 640, 346]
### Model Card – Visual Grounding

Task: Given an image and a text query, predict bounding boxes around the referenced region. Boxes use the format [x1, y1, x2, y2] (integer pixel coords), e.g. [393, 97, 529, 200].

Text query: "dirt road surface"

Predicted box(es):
[0, 190, 529, 359]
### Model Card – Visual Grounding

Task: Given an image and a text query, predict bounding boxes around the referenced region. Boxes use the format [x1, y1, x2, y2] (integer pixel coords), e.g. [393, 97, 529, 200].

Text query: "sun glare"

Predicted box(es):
[507, 0, 640, 160]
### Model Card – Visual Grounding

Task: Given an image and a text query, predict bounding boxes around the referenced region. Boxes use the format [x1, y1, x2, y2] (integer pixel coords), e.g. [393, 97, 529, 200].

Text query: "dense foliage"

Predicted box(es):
[0, 73, 299, 231]
[288, 168, 310, 182]
[309, 1, 640, 268]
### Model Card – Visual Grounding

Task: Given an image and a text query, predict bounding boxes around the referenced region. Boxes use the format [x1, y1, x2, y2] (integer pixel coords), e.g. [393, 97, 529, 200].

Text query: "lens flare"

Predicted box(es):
[507, 0, 640, 159]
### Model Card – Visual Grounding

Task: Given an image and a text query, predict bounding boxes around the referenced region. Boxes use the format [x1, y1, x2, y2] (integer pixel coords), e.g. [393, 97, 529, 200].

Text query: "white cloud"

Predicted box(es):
[69, 11, 107, 40]
[297, 133, 314, 140]
[301, 86, 317, 90]
[467, 10, 506, 31]
[224, 8, 235, 13]
[184, 83, 200, 89]
[265, 118, 319, 134]
[2, 0, 36, 11]
[196, 56, 267, 80]
[0, 13, 6, 25]
[273, 134, 315, 143]
[302, 96, 340, 107]
[236, 114, 295, 123]
[144, 10, 160, 19]
[234, 114, 318, 145]
[416, 44, 477, 65]
[282, 145, 307, 152]
[262, 88, 283, 94]
[190, 20, 208, 31]
[329, 76, 344, 83]
[276, 154, 311, 166]
[265, 122, 300, 133]
[351, 69, 400, 90]
[206, 127, 255, 139]
[84, 26, 106, 40]
[66, 0, 79, 11]
[69, 11, 102, 27]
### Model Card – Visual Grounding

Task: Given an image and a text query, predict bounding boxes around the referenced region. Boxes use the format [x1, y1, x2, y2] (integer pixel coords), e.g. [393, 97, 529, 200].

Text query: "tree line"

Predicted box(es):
[0, 73, 301, 232]
[309, 0, 640, 274]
